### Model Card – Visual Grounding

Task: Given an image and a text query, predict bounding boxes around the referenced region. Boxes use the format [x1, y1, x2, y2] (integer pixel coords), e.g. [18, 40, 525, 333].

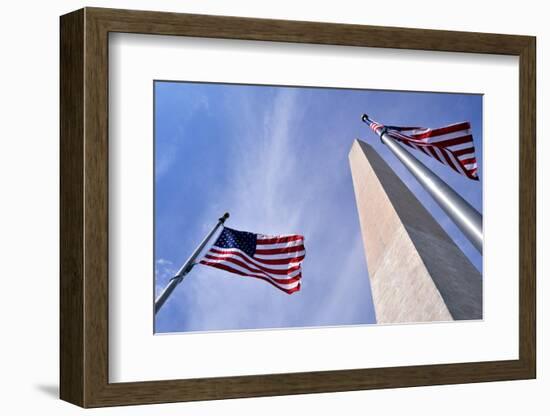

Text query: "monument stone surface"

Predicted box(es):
[349, 139, 482, 323]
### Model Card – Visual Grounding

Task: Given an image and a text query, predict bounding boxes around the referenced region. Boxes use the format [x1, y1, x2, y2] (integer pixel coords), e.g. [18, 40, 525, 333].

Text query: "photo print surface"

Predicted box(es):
[153, 81, 483, 334]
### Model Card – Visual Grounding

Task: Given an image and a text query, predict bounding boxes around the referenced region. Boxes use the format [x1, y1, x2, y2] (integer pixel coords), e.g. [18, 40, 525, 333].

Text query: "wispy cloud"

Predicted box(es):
[154, 258, 176, 296]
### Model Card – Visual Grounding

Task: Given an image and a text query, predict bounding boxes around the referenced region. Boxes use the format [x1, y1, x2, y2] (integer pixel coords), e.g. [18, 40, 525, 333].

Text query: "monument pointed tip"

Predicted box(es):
[349, 138, 367, 156]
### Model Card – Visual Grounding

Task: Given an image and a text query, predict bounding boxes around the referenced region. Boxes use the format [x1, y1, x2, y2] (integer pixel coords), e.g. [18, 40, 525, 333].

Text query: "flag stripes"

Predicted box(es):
[366, 118, 479, 180]
[199, 227, 304, 294]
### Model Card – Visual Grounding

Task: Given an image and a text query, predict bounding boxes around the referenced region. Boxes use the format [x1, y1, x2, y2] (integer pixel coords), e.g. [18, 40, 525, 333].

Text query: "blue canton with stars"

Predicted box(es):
[213, 227, 257, 257]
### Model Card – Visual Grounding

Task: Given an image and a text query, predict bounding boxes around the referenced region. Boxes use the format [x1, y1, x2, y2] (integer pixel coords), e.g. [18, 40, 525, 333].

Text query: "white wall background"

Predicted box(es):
[0, 0, 545, 414]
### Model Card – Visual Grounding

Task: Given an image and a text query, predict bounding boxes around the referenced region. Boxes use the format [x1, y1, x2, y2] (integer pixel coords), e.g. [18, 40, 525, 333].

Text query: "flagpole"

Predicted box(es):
[361, 114, 483, 253]
[154, 212, 230, 314]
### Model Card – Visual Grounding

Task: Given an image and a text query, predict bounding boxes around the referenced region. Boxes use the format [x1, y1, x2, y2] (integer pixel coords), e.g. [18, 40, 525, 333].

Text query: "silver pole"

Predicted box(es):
[361, 114, 483, 253]
[154, 212, 230, 314]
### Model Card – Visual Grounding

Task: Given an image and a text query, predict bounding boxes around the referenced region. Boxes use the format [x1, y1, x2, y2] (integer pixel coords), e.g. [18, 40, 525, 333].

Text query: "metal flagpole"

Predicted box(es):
[361, 114, 483, 253]
[154, 212, 230, 314]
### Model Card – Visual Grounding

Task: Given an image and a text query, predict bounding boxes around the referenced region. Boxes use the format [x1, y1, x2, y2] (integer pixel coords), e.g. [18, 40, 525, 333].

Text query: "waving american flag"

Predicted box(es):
[199, 227, 305, 294]
[363, 115, 479, 180]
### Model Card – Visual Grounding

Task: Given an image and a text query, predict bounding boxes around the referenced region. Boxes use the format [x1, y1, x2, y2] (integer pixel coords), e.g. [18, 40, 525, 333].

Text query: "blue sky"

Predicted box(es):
[154, 81, 482, 334]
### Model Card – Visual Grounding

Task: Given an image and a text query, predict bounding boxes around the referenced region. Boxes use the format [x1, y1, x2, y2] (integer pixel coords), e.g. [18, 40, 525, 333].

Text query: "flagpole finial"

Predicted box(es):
[361, 114, 369, 123]
[219, 212, 230, 223]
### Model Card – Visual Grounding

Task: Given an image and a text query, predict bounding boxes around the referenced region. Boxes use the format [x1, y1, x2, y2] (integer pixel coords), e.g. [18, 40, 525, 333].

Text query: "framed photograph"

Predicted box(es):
[60, 7, 536, 407]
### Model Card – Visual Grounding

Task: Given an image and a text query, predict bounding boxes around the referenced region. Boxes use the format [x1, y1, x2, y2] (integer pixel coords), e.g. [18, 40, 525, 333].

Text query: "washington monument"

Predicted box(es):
[349, 140, 482, 324]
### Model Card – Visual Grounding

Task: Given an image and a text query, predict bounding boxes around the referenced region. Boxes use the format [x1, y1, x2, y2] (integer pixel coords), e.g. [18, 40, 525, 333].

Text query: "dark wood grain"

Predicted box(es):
[59, 8, 84, 407]
[83, 10, 110, 406]
[60, 7, 537, 408]
[518, 37, 537, 376]
[89, 7, 532, 54]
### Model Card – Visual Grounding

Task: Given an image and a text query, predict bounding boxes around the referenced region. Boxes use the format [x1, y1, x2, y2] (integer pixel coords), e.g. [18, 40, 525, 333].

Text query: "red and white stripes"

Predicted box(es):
[200, 234, 304, 294]
[369, 121, 479, 180]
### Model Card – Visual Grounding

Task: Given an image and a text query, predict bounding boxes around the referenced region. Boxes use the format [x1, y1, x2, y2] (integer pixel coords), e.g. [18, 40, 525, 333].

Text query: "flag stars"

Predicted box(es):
[213, 227, 257, 257]
[200, 226, 304, 295]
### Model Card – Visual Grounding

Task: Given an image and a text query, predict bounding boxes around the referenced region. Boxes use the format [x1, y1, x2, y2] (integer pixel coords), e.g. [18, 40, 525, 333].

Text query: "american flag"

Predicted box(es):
[363, 115, 479, 180]
[199, 227, 304, 294]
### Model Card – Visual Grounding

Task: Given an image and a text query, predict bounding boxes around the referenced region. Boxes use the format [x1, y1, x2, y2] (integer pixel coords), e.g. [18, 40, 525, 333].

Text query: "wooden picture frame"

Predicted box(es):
[60, 7, 536, 408]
